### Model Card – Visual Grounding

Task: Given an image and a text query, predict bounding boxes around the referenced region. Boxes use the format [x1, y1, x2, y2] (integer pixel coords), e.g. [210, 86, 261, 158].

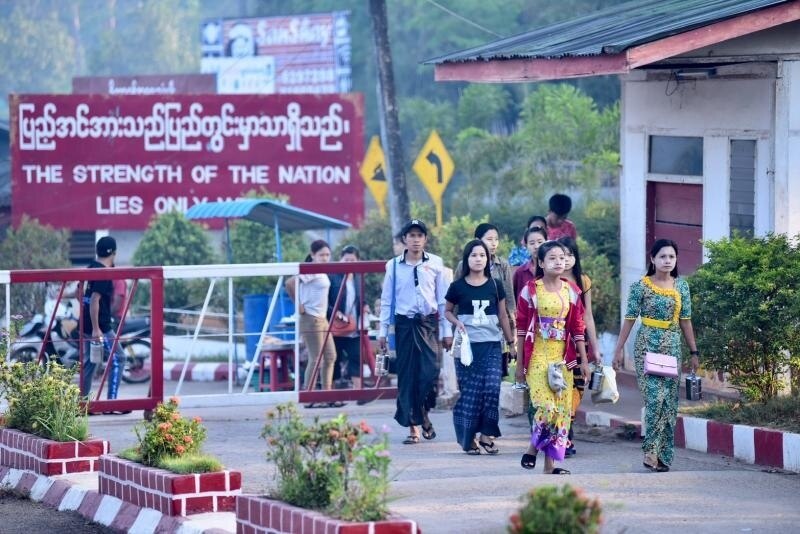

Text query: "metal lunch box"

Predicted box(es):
[685, 372, 702, 400]
[588, 367, 604, 392]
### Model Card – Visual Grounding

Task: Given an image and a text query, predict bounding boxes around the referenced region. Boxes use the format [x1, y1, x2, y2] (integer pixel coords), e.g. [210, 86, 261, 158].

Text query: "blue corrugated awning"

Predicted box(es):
[425, 0, 789, 64]
[185, 198, 350, 231]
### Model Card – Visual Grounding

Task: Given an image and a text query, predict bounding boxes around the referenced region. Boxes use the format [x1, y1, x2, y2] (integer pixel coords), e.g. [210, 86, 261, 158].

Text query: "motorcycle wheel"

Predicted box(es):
[121, 340, 151, 384]
[9, 346, 38, 364]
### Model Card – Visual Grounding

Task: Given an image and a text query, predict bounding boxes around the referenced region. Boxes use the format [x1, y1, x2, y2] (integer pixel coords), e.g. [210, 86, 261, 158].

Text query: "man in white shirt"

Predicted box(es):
[378, 220, 453, 444]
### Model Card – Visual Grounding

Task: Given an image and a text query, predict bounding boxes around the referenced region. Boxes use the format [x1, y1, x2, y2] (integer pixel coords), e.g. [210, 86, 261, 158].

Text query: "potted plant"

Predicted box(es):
[0, 354, 109, 475]
[236, 402, 418, 533]
[98, 396, 242, 516]
[508, 484, 602, 534]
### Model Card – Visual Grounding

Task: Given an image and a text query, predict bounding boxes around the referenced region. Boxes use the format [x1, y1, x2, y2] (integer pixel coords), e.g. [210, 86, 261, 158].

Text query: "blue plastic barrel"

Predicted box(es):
[243, 292, 295, 361]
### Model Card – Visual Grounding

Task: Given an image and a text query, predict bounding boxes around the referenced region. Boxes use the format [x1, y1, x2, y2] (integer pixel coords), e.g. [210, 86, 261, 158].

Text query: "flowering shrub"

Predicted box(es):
[0, 352, 88, 442]
[508, 485, 602, 534]
[261, 403, 391, 522]
[131, 397, 208, 467]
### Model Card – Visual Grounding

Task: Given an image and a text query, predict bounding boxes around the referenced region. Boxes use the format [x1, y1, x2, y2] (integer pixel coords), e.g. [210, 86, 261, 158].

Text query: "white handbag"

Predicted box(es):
[590, 364, 619, 404]
[453, 329, 473, 366]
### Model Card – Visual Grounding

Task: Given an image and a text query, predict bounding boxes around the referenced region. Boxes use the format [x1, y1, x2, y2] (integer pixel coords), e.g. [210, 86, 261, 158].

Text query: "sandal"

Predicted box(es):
[551, 468, 571, 475]
[466, 446, 481, 455]
[421, 424, 436, 440]
[520, 453, 537, 470]
[656, 460, 670, 472]
[478, 439, 499, 455]
[402, 435, 420, 445]
[643, 453, 659, 472]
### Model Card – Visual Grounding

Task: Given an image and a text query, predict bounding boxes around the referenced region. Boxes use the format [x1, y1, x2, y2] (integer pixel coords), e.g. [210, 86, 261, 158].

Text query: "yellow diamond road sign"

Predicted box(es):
[359, 136, 388, 215]
[413, 130, 454, 203]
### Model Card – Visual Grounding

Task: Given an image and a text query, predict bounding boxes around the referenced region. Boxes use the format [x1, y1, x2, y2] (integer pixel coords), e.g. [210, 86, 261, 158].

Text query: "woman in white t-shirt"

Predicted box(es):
[287, 240, 339, 403]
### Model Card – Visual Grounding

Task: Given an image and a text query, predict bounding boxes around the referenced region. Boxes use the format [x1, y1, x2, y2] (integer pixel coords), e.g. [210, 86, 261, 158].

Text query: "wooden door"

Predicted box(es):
[646, 182, 703, 274]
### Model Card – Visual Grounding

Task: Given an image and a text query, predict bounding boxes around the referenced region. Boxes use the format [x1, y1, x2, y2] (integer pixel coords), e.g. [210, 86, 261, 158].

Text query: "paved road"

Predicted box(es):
[0, 492, 114, 533]
[83, 386, 800, 534]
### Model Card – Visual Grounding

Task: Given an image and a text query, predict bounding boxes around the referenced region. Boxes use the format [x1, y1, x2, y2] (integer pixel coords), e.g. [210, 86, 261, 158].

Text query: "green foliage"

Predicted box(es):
[508, 484, 602, 534]
[690, 234, 800, 402]
[572, 200, 620, 276]
[449, 85, 619, 220]
[228, 191, 308, 299]
[457, 85, 513, 131]
[0, 354, 88, 442]
[132, 211, 220, 310]
[261, 403, 391, 522]
[0, 216, 71, 315]
[430, 213, 488, 270]
[132, 397, 212, 468]
[578, 237, 619, 333]
[119, 447, 223, 474]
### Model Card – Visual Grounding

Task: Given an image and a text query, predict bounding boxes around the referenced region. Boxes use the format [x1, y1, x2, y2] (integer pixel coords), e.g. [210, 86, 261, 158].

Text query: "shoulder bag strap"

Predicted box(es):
[390, 258, 397, 325]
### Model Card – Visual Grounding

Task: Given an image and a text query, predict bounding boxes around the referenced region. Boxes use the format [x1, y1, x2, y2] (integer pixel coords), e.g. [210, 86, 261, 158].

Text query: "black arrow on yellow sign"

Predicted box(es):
[372, 164, 386, 182]
[426, 151, 443, 183]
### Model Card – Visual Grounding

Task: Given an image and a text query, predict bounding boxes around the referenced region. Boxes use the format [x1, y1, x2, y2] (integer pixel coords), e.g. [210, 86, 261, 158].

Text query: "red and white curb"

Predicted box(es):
[0, 465, 233, 533]
[164, 363, 233, 382]
[578, 407, 800, 472]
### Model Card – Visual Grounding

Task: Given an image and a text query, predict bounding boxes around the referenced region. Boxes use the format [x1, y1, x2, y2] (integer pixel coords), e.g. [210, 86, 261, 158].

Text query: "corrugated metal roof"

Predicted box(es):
[185, 198, 350, 231]
[426, 0, 790, 64]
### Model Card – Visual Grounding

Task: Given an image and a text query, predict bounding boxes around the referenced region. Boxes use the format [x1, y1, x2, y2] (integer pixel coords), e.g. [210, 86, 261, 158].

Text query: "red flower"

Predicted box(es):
[175, 445, 186, 455]
[358, 421, 373, 434]
[183, 435, 193, 444]
[193, 416, 202, 423]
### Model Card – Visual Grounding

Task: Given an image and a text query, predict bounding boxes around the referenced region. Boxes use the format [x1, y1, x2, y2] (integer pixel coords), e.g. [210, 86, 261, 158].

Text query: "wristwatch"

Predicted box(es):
[690, 350, 699, 356]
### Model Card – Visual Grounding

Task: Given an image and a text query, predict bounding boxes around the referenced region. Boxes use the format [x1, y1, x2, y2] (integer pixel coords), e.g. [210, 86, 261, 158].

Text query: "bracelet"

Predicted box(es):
[690, 350, 699, 356]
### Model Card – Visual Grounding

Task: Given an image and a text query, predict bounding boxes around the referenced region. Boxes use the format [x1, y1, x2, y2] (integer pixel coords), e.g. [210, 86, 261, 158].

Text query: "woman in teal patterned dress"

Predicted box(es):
[612, 239, 699, 472]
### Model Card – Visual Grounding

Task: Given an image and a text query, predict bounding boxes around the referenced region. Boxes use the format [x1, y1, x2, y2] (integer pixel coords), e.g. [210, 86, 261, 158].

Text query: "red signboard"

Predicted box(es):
[10, 94, 364, 230]
[72, 74, 217, 95]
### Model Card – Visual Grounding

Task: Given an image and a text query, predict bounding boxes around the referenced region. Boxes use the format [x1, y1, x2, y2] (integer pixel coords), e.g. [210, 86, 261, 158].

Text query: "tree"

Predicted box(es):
[227, 193, 308, 300]
[0, 216, 71, 315]
[456, 84, 512, 132]
[690, 234, 800, 402]
[132, 211, 220, 310]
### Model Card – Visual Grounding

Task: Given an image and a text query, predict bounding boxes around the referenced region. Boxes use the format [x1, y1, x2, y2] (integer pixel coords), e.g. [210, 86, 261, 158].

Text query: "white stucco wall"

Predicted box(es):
[618, 62, 797, 337]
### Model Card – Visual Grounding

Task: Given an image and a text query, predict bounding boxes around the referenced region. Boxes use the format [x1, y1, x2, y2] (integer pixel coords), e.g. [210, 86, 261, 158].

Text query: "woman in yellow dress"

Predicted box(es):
[515, 241, 590, 474]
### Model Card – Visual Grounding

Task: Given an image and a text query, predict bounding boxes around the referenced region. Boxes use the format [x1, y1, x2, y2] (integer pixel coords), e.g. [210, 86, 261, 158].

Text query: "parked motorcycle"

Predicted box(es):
[11, 311, 152, 384]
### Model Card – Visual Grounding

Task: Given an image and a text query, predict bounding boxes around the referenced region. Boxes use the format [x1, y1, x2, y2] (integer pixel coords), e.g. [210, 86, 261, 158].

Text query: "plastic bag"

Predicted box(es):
[453, 329, 473, 366]
[547, 362, 568, 396]
[590, 364, 619, 404]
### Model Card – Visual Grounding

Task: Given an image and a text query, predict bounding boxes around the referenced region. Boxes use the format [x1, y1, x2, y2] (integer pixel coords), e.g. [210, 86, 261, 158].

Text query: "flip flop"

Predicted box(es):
[657, 460, 670, 472]
[421, 424, 436, 440]
[402, 435, 420, 445]
[521, 453, 537, 470]
[478, 440, 499, 455]
[551, 468, 571, 475]
[465, 446, 481, 455]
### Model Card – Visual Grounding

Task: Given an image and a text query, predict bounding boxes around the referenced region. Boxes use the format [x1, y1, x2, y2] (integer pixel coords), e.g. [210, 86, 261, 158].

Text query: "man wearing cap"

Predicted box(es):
[80, 236, 128, 411]
[378, 220, 453, 444]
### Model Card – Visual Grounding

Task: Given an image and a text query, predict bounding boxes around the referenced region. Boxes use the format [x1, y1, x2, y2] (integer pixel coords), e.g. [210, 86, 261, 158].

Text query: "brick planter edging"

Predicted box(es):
[98, 454, 242, 516]
[0, 428, 109, 475]
[0, 465, 224, 533]
[236, 495, 420, 534]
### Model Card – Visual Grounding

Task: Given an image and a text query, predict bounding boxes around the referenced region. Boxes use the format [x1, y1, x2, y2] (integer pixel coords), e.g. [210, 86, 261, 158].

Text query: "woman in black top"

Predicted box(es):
[445, 239, 514, 455]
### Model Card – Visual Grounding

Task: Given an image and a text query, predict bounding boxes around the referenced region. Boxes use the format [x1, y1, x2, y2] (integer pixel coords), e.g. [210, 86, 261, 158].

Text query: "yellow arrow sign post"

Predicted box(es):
[412, 130, 454, 227]
[359, 136, 388, 216]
